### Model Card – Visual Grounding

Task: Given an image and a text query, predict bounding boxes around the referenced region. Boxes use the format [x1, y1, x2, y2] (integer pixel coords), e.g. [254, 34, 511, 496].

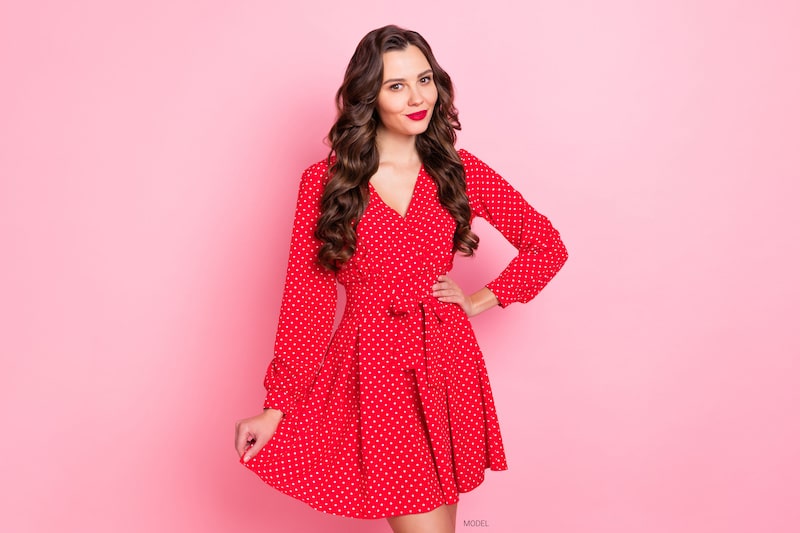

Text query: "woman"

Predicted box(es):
[235, 25, 568, 533]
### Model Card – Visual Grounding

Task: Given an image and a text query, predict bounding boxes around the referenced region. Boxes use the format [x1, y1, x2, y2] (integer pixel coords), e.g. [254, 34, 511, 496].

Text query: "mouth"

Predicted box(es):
[406, 110, 428, 121]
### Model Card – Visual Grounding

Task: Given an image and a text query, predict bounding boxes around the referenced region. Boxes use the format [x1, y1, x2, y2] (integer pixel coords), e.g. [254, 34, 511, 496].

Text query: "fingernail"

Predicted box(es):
[243, 455, 250, 463]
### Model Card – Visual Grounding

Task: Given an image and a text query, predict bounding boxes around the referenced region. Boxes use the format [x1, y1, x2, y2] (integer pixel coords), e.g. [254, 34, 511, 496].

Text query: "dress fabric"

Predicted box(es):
[242, 149, 568, 519]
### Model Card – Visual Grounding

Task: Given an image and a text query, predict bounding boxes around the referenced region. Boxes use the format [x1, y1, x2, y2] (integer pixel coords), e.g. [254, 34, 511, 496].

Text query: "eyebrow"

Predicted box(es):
[382, 69, 434, 85]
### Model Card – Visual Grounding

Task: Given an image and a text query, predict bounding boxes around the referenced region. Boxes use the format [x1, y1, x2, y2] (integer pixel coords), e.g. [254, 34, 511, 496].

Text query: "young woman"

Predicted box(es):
[235, 25, 568, 533]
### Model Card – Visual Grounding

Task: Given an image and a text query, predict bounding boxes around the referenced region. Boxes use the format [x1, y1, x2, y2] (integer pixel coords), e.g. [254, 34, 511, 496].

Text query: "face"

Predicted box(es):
[376, 45, 438, 139]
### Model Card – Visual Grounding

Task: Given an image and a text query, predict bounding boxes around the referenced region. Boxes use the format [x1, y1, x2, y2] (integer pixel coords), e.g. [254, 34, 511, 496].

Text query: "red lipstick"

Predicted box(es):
[406, 110, 427, 121]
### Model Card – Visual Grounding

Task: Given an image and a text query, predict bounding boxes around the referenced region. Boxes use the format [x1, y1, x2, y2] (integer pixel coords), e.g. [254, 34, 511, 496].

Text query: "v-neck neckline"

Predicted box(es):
[368, 165, 424, 220]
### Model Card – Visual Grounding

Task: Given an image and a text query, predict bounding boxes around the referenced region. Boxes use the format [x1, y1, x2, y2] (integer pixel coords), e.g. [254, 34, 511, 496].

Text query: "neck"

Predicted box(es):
[376, 127, 420, 165]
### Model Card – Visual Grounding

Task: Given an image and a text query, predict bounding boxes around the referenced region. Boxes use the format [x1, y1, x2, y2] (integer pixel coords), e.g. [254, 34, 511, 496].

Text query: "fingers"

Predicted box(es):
[242, 434, 269, 464]
[234, 420, 254, 459]
[236, 413, 280, 463]
[235, 420, 263, 462]
[433, 275, 454, 288]
[432, 275, 475, 316]
[433, 287, 458, 297]
[432, 276, 464, 301]
[432, 275, 457, 293]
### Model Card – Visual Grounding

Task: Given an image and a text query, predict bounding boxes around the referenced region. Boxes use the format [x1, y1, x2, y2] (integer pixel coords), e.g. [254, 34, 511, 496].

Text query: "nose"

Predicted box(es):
[408, 85, 423, 106]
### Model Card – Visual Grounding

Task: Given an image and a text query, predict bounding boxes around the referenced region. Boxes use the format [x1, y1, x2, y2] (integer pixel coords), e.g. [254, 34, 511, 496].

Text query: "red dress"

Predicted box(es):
[242, 149, 568, 519]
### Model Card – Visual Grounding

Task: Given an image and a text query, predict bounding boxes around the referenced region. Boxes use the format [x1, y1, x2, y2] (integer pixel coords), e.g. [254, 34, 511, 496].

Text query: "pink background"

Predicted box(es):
[2, 1, 798, 532]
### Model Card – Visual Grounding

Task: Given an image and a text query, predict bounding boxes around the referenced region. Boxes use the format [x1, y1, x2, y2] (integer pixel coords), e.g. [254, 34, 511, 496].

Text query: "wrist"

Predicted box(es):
[466, 294, 478, 316]
[262, 407, 285, 420]
[467, 287, 500, 317]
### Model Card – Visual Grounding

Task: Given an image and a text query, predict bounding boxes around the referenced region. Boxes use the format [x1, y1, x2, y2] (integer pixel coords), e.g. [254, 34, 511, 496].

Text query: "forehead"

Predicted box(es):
[381, 45, 432, 80]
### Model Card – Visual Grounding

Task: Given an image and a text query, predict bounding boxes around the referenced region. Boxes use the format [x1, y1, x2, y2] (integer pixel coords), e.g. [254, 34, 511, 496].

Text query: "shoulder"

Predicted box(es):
[298, 156, 332, 193]
[458, 148, 489, 173]
[457, 148, 505, 192]
[457, 148, 501, 182]
[302, 156, 331, 181]
[457, 149, 528, 215]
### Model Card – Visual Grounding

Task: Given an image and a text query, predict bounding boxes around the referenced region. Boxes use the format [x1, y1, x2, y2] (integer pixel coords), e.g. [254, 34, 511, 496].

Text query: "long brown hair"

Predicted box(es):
[316, 25, 479, 270]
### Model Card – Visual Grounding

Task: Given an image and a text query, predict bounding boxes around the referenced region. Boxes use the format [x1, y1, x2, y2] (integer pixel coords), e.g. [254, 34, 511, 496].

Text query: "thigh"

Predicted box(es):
[386, 503, 457, 533]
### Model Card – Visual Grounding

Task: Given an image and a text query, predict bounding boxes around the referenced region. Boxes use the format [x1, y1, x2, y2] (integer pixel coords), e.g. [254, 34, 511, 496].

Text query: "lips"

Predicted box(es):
[406, 110, 428, 121]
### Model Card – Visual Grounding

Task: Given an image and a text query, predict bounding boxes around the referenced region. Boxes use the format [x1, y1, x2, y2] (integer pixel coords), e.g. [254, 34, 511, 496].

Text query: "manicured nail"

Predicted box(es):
[243, 455, 250, 463]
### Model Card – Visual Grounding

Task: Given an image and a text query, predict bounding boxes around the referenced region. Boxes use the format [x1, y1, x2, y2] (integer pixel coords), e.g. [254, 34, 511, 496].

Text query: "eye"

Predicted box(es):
[420, 76, 432, 84]
[389, 83, 404, 91]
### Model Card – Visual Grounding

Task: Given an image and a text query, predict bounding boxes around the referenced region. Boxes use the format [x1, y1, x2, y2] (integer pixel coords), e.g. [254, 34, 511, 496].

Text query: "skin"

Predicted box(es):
[235, 45, 499, 533]
[369, 45, 438, 219]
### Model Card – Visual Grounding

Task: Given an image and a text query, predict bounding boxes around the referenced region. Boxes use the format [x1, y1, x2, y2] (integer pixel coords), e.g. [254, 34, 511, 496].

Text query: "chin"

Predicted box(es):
[411, 122, 433, 136]
[384, 120, 432, 138]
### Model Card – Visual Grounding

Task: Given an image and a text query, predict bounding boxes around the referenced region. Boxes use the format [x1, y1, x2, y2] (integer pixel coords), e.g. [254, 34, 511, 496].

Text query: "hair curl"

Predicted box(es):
[316, 25, 479, 270]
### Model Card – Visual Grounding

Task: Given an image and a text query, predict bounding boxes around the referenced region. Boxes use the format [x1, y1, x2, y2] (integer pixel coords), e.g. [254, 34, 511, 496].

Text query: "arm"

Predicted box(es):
[461, 149, 568, 308]
[262, 162, 338, 416]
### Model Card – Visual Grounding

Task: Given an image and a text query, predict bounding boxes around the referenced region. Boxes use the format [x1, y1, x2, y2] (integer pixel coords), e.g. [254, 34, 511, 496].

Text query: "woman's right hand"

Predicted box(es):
[235, 408, 284, 463]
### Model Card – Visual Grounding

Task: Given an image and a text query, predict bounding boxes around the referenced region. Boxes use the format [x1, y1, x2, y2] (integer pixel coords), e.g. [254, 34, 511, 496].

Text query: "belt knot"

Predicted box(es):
[388, 295, 449, 322]
[388, 295, 416, 317]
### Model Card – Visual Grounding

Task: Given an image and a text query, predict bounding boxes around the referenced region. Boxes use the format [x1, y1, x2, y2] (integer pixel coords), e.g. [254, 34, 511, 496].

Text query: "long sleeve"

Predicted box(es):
[460, 149, 568, 308]
[263, 161, 337, 415]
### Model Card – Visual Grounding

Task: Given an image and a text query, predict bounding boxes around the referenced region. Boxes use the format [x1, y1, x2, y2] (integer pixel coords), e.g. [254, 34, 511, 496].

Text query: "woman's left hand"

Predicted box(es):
[432, 275, 476, 317]
[432, 275, 501, 318]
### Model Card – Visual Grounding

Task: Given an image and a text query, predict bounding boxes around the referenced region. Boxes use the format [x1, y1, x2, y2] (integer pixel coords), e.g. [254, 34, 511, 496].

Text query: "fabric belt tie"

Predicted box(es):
[386, 294, 458, 493]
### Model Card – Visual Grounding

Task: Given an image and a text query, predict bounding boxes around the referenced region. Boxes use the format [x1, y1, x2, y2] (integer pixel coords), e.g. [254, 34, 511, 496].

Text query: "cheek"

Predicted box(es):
[426, 85, 439, 104]
[377, 93, 404, 117]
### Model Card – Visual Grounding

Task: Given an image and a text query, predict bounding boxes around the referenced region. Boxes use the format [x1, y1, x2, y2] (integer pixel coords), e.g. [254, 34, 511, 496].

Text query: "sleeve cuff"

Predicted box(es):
[485, 282, 512, 309]
[263, 390, 294, 417]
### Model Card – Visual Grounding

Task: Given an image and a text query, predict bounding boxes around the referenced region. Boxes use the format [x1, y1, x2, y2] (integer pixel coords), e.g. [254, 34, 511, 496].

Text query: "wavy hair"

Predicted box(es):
[316, 25, 479, 270]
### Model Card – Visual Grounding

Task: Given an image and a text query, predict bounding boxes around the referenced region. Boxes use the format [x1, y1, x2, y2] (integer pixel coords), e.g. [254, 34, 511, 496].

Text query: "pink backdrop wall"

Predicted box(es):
[2, 1, 798, 532]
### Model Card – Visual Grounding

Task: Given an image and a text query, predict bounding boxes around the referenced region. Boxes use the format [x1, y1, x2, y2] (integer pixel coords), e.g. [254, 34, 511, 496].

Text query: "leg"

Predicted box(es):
[445, 503, 458, 527]
[386, 503, 457, 533]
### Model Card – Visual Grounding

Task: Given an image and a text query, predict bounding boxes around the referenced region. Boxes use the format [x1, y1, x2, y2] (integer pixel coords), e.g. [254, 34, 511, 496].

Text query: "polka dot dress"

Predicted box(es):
[242, 149, 568, 519]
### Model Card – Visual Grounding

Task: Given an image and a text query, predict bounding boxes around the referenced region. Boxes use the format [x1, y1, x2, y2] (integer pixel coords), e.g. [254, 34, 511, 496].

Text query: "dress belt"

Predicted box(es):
[386, 294, 460, 494]
[387, 294, 456, 387]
